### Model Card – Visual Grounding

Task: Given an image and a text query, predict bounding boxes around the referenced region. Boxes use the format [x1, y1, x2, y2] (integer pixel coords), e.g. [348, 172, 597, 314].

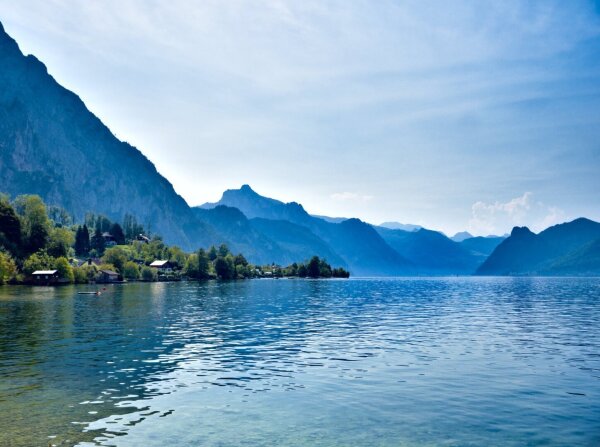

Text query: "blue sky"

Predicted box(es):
[1, 1, 599, 235]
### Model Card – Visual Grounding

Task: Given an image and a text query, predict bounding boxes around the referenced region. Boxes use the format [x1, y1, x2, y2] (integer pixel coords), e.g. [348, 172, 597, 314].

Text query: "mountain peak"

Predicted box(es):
[240, 184, 254, 192]
[510, 226, 534, 237]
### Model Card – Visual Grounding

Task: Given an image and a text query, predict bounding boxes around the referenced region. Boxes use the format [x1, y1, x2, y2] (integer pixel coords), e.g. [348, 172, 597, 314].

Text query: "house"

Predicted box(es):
[136, 234, 150, 243]
[77, 258, 101, 268]
[150, 260, 173, 273]
[31, 270, 59, 284]
[98, 270, 119, 283]
[102, 232, 117, 247]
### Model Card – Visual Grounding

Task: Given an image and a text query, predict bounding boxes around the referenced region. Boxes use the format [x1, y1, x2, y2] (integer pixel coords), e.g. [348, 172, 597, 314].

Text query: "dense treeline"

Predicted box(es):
[0, 194, 349, 284]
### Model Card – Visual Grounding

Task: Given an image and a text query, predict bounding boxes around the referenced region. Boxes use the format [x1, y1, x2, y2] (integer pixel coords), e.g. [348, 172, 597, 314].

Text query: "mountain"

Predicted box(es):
[459, 236, 505, 257]
[379, 222, 422, 232]
[193, 206, 282, 264]
[0, 21, 216, 250]
[375, 227, 481, 274]
[249, 217, 346, 267]
[477, 218, 600, 275]
[199, 185, 413, 275]
[451, 231, 474, 242]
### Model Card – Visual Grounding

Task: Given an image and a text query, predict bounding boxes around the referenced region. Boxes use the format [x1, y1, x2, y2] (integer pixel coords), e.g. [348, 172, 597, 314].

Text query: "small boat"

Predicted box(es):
[77, 288, 106, 296]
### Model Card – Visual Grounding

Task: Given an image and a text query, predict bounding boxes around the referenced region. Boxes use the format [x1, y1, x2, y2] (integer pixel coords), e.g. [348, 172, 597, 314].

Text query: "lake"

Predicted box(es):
[0, 278, 599, 446]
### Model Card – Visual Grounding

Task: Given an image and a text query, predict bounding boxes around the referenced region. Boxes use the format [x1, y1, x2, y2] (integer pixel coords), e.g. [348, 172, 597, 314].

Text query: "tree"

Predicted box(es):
[168, 246, 186, 269]
[141, 266, 157, 281]
[0, 196, 22, 256]
[297, 264, 307, 277]
[214, 256, 234, 279]
[47, 227, 75, 258]
[319, 259, 332, 278]
[74, 224, 91, 256]
[90, 227, 105, 255]
[208, 246, 218, 261]
[307, 256, 321, 278]
[218, 244, 230, 258]
[55, 257, 74, 283]
[102, 246, 128, 273]
[47, 206, 73, 227]
[109, 223, 126, 245]
[122, 261, 140, 280]
[14, 195, 51, 255]
[23, 250, 55, 276]
[0, 252, 17, 284]
[234, 253, 248, 266]
[123, 214, 144, 241]
[197, 248, 210, 279]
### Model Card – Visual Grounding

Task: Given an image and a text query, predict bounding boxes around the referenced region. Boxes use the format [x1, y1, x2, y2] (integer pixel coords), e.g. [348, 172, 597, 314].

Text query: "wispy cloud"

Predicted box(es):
[468, 192, 566, 235]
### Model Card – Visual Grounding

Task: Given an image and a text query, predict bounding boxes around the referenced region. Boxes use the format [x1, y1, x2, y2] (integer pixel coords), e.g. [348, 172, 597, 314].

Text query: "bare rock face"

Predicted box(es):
[0, 22, 216, 250]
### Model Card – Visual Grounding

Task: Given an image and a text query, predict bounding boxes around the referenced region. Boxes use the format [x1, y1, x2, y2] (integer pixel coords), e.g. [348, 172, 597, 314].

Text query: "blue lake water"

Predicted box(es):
[0, 278, 599, 446]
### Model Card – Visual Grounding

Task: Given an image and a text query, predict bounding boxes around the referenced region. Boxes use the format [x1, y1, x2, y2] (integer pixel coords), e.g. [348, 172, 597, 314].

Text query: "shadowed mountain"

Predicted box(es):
[376, 227, 482, 274]
[459, 236, 505, 257]
[477, 218, 600, 275]
[193, 206, 283, 264]
[199, 185, 413, 275]
[0, 21, 217, 250]
[249, 218, 346, 267]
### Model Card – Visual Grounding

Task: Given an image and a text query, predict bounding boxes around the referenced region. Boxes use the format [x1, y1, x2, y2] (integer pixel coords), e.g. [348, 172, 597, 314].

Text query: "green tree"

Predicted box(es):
[47, 206, 73, 227]
[47, 227, 75, 258]
[307, 256, 321, 278]
[91, 227, 105, 255]
[14, 195, 51, 255]
[23, 250, 55, 276]
[74, 224, 91, 256]
[55, 257, 74, 283]
[215, 255, 235, 279]
[218, 244, 230, 258]
[73, 267, 89, 284]
[141, 266, 157, 281]
[297, 264, 307, 277]
[0, 251, 17, 284]
[234, 253, 248, 266]
[319, 259, 332, 278]
[197, 248, 210, 279]
[208, 245, 218, 261]
[0, 196, 22, 256]
[109, 223, 126, 245]
[102, 246, 128, 273]
[168, 246, 186, 269]
[122, 261, 140, 280]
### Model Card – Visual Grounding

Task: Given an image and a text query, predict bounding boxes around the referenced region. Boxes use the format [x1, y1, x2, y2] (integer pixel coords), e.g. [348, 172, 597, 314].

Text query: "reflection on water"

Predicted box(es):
[1, 278, 599, 446]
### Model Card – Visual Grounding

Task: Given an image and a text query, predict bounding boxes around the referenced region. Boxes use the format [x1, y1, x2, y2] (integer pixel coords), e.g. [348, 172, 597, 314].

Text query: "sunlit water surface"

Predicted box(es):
[0, 278, 599, 446]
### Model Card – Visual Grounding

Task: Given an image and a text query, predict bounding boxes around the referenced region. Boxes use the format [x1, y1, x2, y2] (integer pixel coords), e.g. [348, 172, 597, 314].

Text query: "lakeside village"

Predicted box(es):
[0, 194, 350, 286]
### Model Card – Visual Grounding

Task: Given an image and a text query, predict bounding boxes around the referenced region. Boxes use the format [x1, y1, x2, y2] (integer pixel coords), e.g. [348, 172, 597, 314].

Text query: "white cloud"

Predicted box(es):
[468, 192, 565, 235]
[331, 192, 374, 202]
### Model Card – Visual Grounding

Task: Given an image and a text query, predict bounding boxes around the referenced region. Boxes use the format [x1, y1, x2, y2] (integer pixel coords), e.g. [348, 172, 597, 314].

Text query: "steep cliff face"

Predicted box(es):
[0, 22, 215, 250]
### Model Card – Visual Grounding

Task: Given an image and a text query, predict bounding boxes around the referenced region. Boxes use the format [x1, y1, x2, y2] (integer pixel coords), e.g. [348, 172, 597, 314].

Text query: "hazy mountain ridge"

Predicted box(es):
[0, 21, 218, 250]
[199, 185, 413, 275]
[477, 218, 600, 275]
[375, 227, 482, 274]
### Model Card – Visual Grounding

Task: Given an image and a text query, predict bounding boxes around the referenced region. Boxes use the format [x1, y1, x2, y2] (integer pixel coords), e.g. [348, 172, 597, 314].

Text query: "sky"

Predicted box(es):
[1, 1, 599, 236]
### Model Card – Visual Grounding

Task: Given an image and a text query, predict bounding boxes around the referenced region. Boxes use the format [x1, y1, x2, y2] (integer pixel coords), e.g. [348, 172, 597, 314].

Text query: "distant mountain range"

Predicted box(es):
[1, 22, 597, 276]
